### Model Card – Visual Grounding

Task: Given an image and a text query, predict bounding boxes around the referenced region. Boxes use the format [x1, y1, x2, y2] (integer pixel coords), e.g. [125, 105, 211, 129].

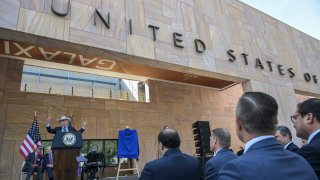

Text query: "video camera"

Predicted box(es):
[81, 150, 105, 180]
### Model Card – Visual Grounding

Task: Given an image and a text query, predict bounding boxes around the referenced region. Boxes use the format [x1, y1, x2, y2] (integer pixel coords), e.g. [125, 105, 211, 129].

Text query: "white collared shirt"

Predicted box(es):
[214, 148, 223, 156]
[284, 141, 293, 149]
[308, 129, 320, 143]
[244, 135, 274, 154]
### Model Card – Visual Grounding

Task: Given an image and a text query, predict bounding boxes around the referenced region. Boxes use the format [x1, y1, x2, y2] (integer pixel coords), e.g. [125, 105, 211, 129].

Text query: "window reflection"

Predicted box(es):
[20, 65, 149, 102]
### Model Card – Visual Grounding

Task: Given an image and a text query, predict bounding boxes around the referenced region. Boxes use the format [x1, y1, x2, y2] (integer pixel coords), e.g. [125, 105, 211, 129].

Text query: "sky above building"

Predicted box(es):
[239, 0, 320, 40]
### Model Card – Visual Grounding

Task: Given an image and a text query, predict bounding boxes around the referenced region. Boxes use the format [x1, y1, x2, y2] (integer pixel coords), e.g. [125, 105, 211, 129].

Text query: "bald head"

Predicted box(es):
[158, 128, 181, 148]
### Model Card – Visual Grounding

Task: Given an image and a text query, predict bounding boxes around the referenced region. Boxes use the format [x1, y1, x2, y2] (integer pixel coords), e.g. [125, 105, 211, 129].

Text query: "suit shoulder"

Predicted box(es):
[218, 158, 244, 179]
[143, 157, 167, 171]
[298, 143, 320, 156]
[298, 143, 319, 153]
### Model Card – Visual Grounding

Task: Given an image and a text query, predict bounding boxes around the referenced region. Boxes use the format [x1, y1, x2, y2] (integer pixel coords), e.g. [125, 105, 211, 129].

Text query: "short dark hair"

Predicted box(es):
[297, 98, 320, 123]
[277, 125, 292, 139]
[212, 128, 231, 148]
[158, 128, 181, 148]
[236, 92, 278, 134]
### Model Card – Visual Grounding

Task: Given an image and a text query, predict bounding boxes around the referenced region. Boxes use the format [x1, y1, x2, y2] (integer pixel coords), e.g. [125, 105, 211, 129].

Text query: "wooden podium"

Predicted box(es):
[52, 132, 83, 180]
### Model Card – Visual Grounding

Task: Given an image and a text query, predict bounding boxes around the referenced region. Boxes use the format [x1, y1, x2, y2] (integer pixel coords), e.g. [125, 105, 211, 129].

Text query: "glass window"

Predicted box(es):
[104, 140, 118, 165]
[88, 140, 103, 152]
[69, 71, 93, 97]
[42, 140, 53, 154]
[21, 65, 149, 102]
[81, 141, 89, 155]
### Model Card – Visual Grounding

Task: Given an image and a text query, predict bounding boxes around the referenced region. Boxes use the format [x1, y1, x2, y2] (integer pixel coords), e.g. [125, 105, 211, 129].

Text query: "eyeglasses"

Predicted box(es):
[290, 114, 301, 124]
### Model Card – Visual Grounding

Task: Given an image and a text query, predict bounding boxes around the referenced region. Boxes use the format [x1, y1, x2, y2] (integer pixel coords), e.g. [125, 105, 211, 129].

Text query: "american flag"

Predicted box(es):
[19, 119, 42, 159]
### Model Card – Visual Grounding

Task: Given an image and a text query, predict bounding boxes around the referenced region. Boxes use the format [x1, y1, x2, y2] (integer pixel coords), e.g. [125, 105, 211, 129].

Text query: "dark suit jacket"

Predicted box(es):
[46, 126, 84, 134]
[205, 148, 237, 180]
[43, 152, 54, 167]
[218, 137, 317, 180]
[22, 152, 43, 172]
[298, 132, 320, 179]
[139, 148, 201, 180]
[286, 142, 299, 153]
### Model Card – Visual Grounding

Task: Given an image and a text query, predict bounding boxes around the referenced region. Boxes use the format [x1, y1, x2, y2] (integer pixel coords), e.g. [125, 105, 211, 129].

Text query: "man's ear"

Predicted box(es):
[236, 118, 243, 132]
[159, 142, 164, 150]
[214, 137, 218, 145]
[305, 113, 314, 126]
[236, 117, 245, 142]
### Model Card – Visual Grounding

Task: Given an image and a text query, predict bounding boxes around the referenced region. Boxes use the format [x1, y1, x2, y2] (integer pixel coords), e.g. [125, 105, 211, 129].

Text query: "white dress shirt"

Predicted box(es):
[284, 141, 293, 149]
[308, 128, 320, 143]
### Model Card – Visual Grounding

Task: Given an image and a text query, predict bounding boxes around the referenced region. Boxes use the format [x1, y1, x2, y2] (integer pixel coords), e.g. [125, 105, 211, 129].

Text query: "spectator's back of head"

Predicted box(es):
[275, 126, 292, 145]
[277, 126, 292, 139]
[158, 128, 181, 149]
[211, 128, 231, 148]
[236, 92, 278, 141]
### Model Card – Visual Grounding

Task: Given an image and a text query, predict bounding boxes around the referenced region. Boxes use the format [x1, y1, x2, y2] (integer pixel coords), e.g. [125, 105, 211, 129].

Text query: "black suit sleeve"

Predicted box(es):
[46, 126, 57, 134]
[25, 153, 33, 166]
[43, 154, 48, 167]
[70, 127, 85, 133]
[298, 146, 311, 157]
[297, 145, 317, 167]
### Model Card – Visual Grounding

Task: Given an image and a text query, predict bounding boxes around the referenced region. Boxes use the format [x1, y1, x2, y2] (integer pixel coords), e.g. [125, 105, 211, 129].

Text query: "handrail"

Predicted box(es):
[21, 83, 147, 102]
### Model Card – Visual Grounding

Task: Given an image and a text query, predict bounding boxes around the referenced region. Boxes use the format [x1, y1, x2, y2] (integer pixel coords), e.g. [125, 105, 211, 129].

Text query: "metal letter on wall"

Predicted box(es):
[94, 9, 110, 29]
[51, 0, 70, 17]
[194, 39, 206, 53]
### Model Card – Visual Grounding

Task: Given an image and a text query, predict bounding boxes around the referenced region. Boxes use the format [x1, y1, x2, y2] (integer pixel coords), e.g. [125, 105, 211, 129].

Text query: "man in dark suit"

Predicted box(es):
[43, 146, 54, 180]
[275, 125, 299, 152]
[205, 128, 237, 180]
[46, 115, 86, 134]
[218, 92, 317, 180]
[22, 145, 43, 180]
[139, 128, 201, 180]
[293, 98, 320, 178]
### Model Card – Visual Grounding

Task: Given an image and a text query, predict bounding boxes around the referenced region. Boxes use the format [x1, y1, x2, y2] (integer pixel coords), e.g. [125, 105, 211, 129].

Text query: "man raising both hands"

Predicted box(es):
[46, 115, 87, 134]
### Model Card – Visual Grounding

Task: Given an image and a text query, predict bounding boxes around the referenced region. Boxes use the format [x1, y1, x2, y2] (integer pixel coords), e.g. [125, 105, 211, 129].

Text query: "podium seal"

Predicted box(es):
[62, 133, 76, 146]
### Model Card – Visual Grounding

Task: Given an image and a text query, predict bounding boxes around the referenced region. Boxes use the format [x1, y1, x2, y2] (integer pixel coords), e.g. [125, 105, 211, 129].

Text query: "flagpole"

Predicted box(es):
[70, 112, 74, 128]
[34, 111, 37, 147]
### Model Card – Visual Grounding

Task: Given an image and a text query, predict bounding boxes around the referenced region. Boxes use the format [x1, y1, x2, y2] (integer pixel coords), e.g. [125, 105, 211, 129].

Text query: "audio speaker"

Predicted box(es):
[192, 121, 211, 156]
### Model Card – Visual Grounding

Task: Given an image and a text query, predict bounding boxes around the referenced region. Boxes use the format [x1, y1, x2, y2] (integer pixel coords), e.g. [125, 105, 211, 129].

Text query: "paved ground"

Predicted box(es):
[101, 175, 139, 180]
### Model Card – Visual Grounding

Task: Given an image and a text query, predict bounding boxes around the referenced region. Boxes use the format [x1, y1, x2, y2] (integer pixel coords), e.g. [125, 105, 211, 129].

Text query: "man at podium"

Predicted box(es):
[46, 115, 87, 180]
[46, 115, 87, 134]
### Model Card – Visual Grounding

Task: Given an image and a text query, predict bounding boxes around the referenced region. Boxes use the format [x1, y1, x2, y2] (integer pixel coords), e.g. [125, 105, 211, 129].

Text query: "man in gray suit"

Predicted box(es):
[205, 128, 237, 180]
